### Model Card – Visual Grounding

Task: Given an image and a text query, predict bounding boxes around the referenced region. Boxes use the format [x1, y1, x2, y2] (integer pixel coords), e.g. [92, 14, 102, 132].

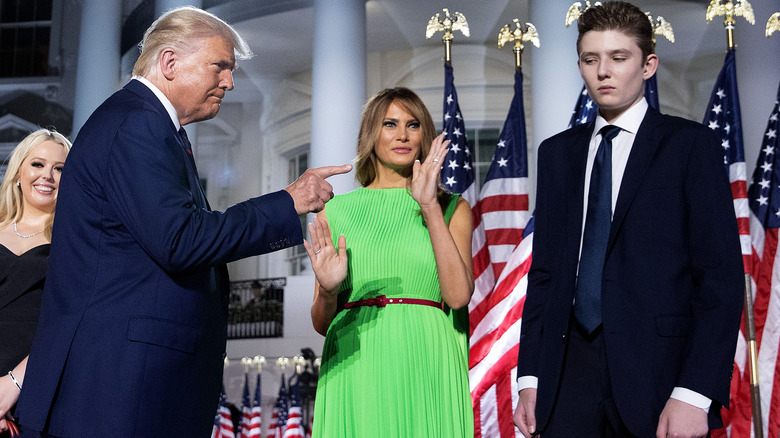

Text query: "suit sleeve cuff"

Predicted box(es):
[516, 376, 538, 392]
[670, 387, 711, 413]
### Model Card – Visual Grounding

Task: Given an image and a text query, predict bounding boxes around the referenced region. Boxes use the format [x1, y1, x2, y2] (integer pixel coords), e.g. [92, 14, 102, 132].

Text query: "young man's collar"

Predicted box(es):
[593, 98, 648, 138]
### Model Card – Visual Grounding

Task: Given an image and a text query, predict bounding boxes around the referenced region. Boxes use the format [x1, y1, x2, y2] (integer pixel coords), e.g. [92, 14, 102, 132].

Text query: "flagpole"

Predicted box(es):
[497, 19, 540, 71]
[705, 2, 760, 437]
[706, 0, 756, 50]
[426, 8, 470, 66]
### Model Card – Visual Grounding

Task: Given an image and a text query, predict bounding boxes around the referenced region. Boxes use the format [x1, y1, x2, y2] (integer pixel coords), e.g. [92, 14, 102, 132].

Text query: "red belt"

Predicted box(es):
[343, 294, 442, 310]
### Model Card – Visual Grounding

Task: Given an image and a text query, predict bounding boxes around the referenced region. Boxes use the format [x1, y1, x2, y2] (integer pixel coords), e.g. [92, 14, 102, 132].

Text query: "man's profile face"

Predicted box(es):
[170, 35, 236, 126]
[577, 29, 657, 123]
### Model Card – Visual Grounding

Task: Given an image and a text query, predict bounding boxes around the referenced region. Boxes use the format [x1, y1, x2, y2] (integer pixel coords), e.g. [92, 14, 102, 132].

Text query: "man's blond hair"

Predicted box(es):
[132, 6, 252, 77]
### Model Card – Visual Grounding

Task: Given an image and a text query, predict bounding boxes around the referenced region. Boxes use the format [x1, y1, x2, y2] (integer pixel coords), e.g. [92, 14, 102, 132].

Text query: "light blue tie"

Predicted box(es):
[575, 125, 621, 334]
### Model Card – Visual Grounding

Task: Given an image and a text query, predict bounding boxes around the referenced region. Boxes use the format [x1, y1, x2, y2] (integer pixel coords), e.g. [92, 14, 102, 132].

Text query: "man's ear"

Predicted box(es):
[159, 48, 177, 81]
[643, 53, 659, 80]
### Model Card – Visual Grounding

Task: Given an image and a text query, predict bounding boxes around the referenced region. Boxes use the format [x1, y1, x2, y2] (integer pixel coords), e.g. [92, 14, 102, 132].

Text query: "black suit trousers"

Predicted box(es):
[543, 319, 636, 438]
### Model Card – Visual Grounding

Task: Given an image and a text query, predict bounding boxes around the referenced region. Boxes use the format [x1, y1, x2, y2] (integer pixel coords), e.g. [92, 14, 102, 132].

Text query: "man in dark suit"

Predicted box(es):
[15, 7, 350, 437]
[513, 2, 743, 437]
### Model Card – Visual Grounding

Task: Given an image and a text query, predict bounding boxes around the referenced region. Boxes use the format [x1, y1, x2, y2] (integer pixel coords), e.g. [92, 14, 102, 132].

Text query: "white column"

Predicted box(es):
[309, 0, 365, 195]
[736, 0, 780, 172]
[526, 0, 581, 210]
[72, 0, 121, 136]
[529, 0, 582, 147]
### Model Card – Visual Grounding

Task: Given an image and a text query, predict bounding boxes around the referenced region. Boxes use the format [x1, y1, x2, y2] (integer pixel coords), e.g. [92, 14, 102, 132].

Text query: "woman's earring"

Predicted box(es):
[16, 181, 20, 187]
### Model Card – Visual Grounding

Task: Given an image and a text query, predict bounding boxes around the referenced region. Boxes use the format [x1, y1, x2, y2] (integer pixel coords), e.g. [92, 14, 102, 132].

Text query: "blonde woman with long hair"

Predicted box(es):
[0, 129, 70, 435]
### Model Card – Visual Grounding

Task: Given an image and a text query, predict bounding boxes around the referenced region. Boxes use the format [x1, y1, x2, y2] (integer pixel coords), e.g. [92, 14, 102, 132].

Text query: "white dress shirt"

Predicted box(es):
[133, 76, 181, 131]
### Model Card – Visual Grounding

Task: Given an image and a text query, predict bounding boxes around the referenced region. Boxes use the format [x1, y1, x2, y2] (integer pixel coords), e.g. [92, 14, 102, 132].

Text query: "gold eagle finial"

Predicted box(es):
[645, 13, 675, 46]
[706, 0, 755, 25]
[498, 19, 540, 50]
[767, 12, 780, 37]
[426, 8, 470, 40]
[565, 1, 603, 27]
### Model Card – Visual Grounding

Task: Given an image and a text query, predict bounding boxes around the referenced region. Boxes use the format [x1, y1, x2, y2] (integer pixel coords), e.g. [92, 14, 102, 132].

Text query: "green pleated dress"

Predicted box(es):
[312, 187, 473, 437]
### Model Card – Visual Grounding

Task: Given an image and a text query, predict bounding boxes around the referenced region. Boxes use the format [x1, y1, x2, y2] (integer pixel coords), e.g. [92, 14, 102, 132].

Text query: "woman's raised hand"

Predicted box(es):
[303, 217, 347, 294]
[411, 132, 450, 209]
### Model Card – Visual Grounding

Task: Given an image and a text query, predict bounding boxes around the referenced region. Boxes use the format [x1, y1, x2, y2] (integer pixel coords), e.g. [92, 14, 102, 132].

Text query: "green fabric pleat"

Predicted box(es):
[312, 188, 473, 438]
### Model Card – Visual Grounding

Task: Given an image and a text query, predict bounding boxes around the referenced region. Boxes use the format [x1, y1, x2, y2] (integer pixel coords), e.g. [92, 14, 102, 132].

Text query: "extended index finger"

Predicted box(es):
[309, 164, 353, 179]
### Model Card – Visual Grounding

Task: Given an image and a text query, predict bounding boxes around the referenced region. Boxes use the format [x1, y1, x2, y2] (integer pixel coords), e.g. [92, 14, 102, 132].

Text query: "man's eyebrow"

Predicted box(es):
[579, 48, 632, 58]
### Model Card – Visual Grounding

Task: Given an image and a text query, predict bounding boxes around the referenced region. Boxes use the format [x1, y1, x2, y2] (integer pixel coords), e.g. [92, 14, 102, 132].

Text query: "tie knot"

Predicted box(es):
[600, 125, 621, 142]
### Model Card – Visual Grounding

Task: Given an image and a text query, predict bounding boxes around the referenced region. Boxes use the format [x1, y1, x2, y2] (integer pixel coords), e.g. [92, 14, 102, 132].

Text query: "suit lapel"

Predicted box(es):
[607, 108, 664, 251]
[567, 124, 595, 264]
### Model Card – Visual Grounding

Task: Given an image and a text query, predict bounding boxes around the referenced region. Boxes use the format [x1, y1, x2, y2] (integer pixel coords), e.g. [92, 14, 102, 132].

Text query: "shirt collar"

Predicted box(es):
[133, 76, 181, 131]
[592, 98, 648, 139]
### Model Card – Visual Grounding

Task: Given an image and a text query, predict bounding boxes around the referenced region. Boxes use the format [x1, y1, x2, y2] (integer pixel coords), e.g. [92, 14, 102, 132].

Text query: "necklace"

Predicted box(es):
[14, 222, 44, 238]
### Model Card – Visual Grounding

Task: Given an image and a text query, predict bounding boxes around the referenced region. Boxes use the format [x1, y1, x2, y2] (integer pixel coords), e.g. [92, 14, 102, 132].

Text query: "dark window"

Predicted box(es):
[467, 128, 501, 191]
[0, 0, 52, 77]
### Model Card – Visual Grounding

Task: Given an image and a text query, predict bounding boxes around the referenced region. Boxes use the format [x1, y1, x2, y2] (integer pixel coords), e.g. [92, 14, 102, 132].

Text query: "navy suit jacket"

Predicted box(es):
[517, 107, 744, 437]
[17, 79, 302, 437]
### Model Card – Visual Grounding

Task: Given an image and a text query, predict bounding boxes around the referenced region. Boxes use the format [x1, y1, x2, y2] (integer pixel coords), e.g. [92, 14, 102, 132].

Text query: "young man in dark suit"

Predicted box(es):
[513, 2, 744, 437]
[15, 7, 350, 437]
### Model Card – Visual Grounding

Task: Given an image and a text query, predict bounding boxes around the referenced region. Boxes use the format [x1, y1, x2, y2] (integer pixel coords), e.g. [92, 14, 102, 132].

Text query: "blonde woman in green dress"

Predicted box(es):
[305, 87, 474, 437]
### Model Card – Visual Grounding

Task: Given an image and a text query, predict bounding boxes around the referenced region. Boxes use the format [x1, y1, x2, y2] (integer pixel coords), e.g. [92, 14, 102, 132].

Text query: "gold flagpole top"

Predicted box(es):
[276, 356, 289, 372]
[565, 1, 602, 27]
[254, 355, 266, 373]
[498, 19, 540, 71]
[292, 355, 305, 374]
[426, 8, 470, 65]
[705, 0, 756, 50]
[645, 13, 675, 50]
[768, 12, 780, 37]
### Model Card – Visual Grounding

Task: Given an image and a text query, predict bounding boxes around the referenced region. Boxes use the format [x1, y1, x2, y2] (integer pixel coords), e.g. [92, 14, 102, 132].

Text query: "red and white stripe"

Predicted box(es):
[247, 404, 262, 438]
[470, 178, 529, 308]
[266, 408, 280, 438]
[283, 406, 304, 438]
[213, 405, 236, 438]
[469, 219, 532, 438]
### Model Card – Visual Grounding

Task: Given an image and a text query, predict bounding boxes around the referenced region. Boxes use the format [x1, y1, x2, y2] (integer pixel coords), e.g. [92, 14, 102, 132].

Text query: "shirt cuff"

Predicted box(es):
[516, 375, 538, 392]
[670, 387, 711, 413]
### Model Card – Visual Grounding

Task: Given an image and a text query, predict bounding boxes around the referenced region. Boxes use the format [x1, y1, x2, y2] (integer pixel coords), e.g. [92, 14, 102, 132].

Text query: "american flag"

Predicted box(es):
[441, 63, 476, 204]
[702, 49, 755, 438]
[569, 86, 598, 128]
[439, 62, 476, 349]
[283, 375, 305, 438]
[569, 75, 659, 127]
[468, 69, 532, 438]
[266, 375, 288, 438]
[212, 384, 236, 438]
[745, 82, 780, 438]
[645, 74, 659, 110]
[240, 373, 252, 438]
[248, 370, 262, 438]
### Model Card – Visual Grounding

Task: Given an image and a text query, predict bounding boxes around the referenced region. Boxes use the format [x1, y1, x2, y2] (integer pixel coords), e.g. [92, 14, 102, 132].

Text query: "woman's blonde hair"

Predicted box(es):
[0, 128, 72, 240]
[133, 6, 253, 77]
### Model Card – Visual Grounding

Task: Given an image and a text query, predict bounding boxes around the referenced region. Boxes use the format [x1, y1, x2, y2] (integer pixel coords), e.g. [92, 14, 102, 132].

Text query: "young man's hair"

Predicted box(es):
[576, 1, 654, 60]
